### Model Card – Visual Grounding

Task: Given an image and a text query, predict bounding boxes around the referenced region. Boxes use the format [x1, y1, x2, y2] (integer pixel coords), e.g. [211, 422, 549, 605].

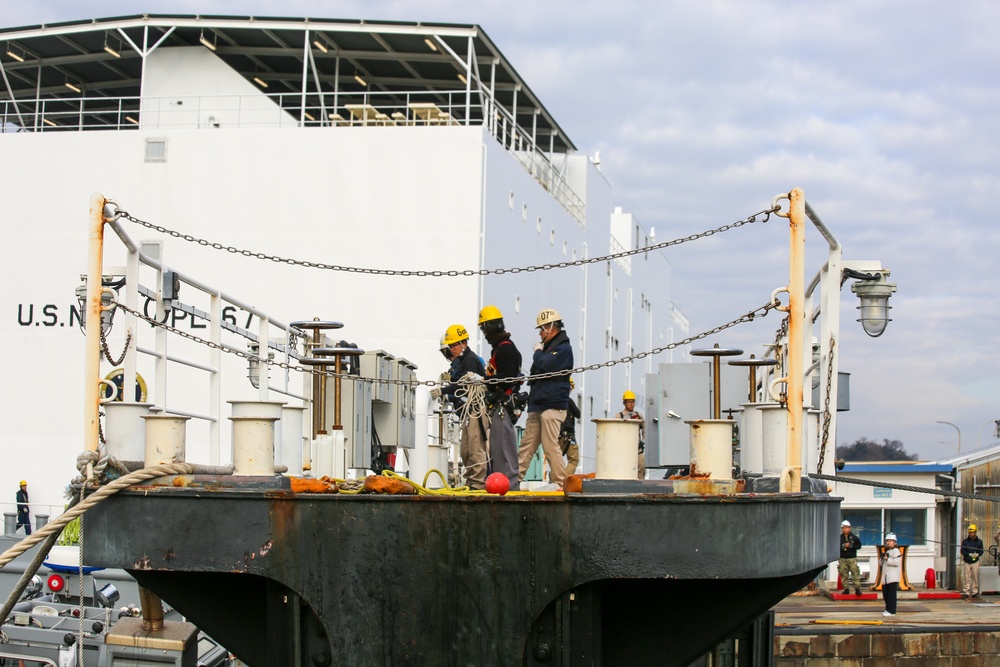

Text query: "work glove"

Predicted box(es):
[429, 387, 442, 400]
[461, 371, 482, 384]
[439, 371, 451, 383]
[533, 342, 543, 352]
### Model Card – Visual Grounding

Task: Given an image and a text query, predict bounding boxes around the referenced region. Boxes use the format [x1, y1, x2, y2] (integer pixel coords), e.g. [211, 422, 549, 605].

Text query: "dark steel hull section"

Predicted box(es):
[84, 481, 838, 666]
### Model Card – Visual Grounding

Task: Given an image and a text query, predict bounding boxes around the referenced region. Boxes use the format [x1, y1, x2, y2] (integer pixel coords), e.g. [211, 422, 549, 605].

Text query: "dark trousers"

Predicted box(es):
[16, 515, 31, 535]
[883, 581, 898, 614]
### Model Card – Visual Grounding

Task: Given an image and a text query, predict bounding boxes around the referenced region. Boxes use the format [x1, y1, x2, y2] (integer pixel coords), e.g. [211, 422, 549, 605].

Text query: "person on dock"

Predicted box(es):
[15, 480, 31, 535]
[839, 520, 863, 596]
[961, 524, 984, 599]
[881, 533, 900, 616]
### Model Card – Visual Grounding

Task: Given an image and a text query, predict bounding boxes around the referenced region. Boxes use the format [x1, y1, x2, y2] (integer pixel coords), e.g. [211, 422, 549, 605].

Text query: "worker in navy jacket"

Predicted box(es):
[961, 524, 985, 599]
[518, 308, 572, 486]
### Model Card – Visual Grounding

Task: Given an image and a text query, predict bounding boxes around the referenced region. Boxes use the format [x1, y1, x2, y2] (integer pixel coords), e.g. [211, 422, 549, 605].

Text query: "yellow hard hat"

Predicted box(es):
[443, 324, 469, 346]
[569, 378, 575, 389]
[536, 308, 562, 328]
[969, 524, 978, 532]
[19, 480, 26, 486]
[478, 305, 503, 325]
[623, 390, 636, 401]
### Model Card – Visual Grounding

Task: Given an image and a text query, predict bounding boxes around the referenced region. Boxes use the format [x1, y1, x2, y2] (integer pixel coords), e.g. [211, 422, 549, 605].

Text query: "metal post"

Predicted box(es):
[782, 187, 805, 492]
[84, 194, 107, 453]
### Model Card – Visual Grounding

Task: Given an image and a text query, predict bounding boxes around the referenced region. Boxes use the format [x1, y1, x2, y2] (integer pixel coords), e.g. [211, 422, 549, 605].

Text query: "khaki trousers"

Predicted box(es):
[518, 409, 567, 485]
[963, 560, 981, 597]
[460, 413, 489, 490]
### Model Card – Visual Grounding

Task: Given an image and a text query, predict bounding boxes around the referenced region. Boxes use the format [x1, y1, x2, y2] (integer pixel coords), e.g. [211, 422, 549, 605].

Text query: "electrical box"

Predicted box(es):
[394, 358, 417, 449]
[362, 350, 395, 404]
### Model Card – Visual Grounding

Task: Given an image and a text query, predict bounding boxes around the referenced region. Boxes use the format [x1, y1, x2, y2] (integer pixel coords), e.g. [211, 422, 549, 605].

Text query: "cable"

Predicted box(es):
[813, 473, 1000, 503]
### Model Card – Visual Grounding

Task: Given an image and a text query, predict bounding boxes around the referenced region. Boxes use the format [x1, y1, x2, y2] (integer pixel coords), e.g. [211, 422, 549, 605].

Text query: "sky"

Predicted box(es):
[3, 0, 998, 461]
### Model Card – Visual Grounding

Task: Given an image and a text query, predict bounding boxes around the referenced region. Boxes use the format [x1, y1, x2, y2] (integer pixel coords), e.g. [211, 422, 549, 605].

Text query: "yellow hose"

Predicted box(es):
[329, 469, 565, 497]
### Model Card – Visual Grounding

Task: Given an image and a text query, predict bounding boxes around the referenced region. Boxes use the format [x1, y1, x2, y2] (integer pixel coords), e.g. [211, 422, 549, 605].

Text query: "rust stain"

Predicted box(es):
[259, 540, 273, 557]
[669, 463, 711, 480]
[163, 548, 175, 563]
[133, 555, 152, 570]
[171, 476, 190, 487]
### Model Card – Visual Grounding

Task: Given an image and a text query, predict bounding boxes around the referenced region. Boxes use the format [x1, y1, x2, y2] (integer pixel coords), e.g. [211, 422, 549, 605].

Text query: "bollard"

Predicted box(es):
[228, 400, 285, 472]
[687, 419, 734, 480]
[104, 402, 153, 462]
[142, 414, 190, 466]
[739, 403, 767, 475]
[231, 415, 278, 476]
[280, 406, 308, 476]
[3, 512, 15, 536]
[34, 514, 48, 531]
[593, 418, 641, 479]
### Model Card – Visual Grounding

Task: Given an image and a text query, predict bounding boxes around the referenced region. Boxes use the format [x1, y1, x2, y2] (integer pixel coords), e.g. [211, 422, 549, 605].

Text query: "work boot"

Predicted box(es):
[855, 588, 861, 596]
[841, 589, 850, 595]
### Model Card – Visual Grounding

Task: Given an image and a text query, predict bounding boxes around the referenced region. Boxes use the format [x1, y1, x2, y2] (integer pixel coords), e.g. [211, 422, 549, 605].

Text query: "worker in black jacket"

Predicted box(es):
[961, 524, 985, 599]
[15, 480, 31, 535]
[431, 324, 488, 489]
[479, 305, 523, 491]
[838, 520, 862, 595]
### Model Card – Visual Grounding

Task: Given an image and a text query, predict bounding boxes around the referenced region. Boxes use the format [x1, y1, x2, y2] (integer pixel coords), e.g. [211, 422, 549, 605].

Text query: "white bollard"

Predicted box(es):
[593, 418, 641, 479]
[760, 405, 787, 476]
[104, 402, 153, 462]
[313, 433, 333, 478]
[230, 415, 278, 476]
[141, 414, 190, 466]
[687, 419, 734, 480]
[228, 400, 285, 472]
[280, 406, 307, 476]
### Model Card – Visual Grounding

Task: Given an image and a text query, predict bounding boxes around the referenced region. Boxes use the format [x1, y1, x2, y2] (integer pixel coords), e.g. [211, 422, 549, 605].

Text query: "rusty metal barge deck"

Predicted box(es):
[84, 475, 838, 666]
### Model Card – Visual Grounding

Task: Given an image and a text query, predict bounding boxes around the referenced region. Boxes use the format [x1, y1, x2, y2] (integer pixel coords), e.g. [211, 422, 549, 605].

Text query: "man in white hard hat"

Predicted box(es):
[518, 308, 573, 486]
[838, 520, 862, 596]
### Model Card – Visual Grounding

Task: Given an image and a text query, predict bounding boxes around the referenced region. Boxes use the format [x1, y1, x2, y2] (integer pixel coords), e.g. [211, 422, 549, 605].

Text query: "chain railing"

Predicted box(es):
[111, 298, 781, 388]
[108, 204, 778, 278]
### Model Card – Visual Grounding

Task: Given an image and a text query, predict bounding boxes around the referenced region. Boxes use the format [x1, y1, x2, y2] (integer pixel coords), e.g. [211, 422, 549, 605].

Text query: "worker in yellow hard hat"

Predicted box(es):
[431, 324, 489, 489]
[517, 308, 573, 486]
[478, 305, 524, 491]
[617, 391, 646, 479]
[961, 523, 984, 599]
[15, 480, 31, 535]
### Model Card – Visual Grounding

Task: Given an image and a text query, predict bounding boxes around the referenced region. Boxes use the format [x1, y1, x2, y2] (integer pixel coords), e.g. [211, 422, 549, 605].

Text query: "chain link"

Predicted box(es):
[816, 337, 835, 474]
[111, 298, 780, 387]
[112, 206, 777, 277]
[100, 326, 132, 366]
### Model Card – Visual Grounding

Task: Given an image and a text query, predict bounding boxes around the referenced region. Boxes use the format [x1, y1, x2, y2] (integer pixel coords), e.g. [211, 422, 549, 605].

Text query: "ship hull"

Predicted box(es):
[84, 479, 838, 666]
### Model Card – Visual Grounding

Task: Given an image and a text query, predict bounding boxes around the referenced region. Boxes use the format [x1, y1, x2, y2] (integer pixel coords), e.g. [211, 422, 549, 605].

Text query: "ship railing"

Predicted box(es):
[96, 215, 310, 466]
[1, 89, 586, 224]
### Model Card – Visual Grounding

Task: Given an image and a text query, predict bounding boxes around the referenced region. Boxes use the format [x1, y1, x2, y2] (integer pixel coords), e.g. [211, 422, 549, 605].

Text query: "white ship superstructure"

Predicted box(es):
[0, 15, 687, 511]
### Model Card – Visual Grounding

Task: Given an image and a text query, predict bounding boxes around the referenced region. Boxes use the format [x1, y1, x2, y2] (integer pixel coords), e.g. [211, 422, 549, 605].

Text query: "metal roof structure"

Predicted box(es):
[0, 14, 575, 152]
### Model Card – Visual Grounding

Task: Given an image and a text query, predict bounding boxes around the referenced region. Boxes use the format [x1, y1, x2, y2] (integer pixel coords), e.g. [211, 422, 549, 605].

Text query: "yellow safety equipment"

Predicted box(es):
[569, 378, 575, 389]
[623, 390, 636, 401]
[443, 324, 469, 346]
[536, 308, 562, 328]
[478, 305, 503, 324]
[19, 480, 26, 486]
[969, 524, 978, 532]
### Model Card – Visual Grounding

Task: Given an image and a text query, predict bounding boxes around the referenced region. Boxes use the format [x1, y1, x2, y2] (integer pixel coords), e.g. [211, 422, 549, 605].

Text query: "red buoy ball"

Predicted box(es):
[485, 473, 510, 495]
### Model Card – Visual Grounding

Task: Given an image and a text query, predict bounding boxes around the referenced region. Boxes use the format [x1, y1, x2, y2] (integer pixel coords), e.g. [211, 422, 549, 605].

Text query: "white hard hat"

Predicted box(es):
[885, 533, 897, 541]
[841, 520, 850, 527]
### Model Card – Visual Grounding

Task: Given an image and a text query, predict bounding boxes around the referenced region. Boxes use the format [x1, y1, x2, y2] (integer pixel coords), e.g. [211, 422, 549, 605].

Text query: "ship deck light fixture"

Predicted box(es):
[424, 37, 438, 52]
[847, 268, 896, 337]
[64, 77, 82, 93]
[103, 33, 121, 58]
[354, 71, 367, 87]
[199, 30, 217, 51]
[5, 42, 26, 62]
[313, 36, 329, 53]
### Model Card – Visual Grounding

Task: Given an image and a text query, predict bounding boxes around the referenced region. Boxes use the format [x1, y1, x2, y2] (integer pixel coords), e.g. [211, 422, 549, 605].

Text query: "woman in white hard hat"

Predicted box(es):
[880, 533, 900, 616]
